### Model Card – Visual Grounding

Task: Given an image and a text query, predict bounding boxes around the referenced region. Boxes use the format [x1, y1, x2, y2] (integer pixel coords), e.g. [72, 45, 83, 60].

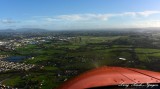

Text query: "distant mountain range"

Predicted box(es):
[0, 27, 160, 32]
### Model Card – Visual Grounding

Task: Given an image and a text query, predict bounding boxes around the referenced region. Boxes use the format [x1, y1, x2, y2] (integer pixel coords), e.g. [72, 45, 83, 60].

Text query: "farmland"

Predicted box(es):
[0, 30, 160, 89]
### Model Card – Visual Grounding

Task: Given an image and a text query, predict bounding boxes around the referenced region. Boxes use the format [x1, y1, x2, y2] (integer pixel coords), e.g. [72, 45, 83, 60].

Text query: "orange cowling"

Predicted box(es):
[56, 66, 160, 89]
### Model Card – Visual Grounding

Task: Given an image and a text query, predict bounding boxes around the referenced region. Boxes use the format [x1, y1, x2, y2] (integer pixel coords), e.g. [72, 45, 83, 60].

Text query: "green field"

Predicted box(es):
[1, 35, 160, 89]
[135, 48, 160, 62]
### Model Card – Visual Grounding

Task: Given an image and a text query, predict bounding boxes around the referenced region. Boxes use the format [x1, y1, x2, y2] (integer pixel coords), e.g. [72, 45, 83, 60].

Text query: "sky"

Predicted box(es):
[0, 0, 160, 30]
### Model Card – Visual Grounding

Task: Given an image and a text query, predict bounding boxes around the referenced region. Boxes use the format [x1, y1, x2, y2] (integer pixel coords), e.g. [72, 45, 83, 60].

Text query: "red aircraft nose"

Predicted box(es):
[56, 66, 160, 89]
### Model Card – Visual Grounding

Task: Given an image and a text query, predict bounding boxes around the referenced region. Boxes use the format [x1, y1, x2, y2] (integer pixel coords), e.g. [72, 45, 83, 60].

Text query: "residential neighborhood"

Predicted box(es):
[0, 60, 35, 72]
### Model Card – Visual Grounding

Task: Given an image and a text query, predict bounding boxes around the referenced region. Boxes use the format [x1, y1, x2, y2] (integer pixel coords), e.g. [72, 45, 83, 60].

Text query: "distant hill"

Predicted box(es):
[0, 29, 16, 32]
[16, 28, 49, 32]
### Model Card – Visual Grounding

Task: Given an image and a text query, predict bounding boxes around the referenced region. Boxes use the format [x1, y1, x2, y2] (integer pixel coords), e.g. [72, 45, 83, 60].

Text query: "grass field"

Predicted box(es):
[1, 35, 160, 89]
[136, 48, 160, 62]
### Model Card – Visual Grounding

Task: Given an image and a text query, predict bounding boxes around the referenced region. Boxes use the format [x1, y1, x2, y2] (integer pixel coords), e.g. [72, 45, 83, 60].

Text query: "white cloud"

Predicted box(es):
[44, 18, 60, 22]
[0, 19, 17, 24]
[123, 12, 137, 16]
[122, 11, 160, 17]
[2, 10, 160, 29]
[57, 14, 108, 21]
[57, 15, 86, 21]
[137, 11, 160, 17]
[39, 10, 160, 22]
[56, 14, 114, 21]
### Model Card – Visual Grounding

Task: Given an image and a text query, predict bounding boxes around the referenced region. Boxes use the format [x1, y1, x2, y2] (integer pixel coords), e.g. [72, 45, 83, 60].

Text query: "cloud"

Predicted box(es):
[137, 11, 160, 17]
[123, 11, 160, 17]
[56, 14, 114, 21]
[0, 19, 17, 24]
[2, 10, 159, 29]
[56, 14, 112, 21]
[44, 18, 58, 22]
[57, 15, 86, 21]
[36, 10, 160, 22]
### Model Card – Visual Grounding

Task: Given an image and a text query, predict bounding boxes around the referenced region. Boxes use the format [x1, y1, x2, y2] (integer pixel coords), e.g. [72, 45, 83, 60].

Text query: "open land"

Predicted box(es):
[0, 30, 160, 89]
